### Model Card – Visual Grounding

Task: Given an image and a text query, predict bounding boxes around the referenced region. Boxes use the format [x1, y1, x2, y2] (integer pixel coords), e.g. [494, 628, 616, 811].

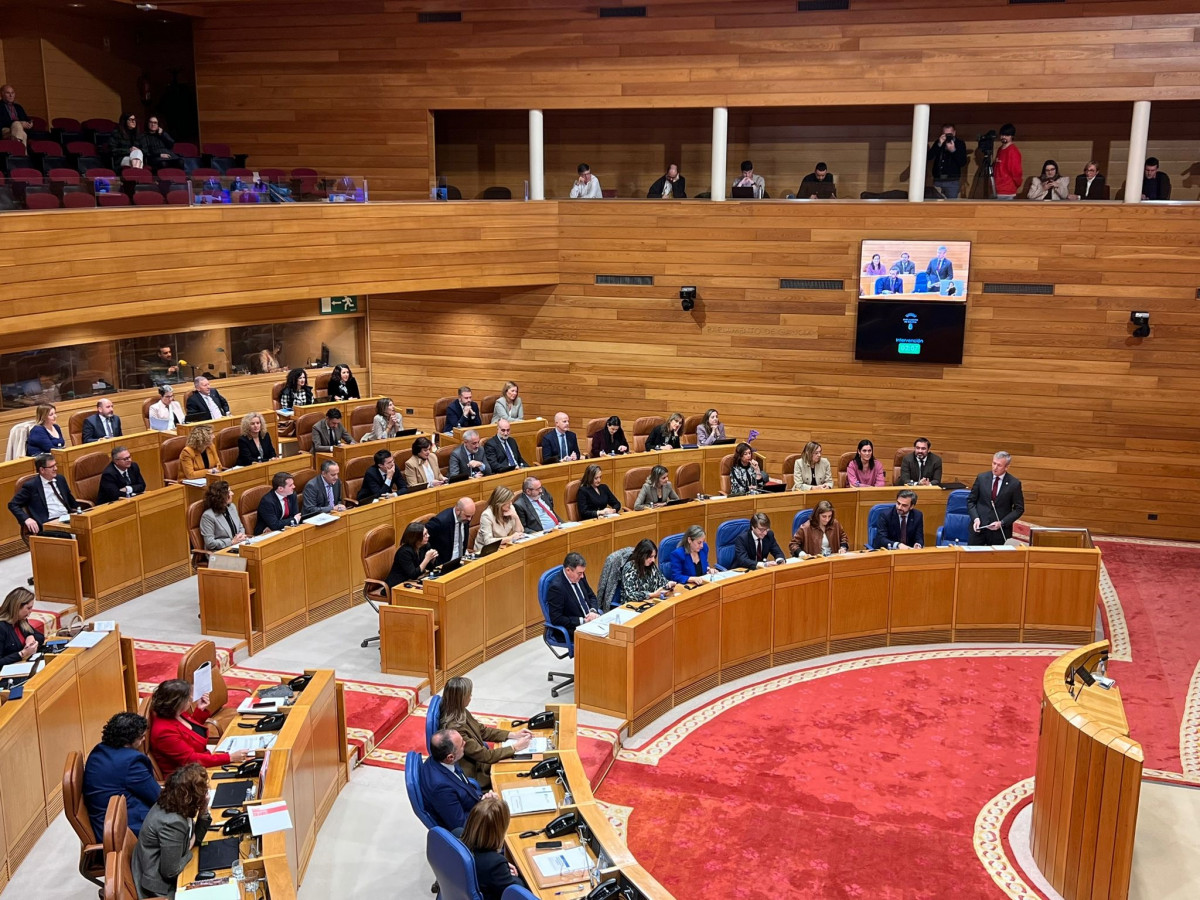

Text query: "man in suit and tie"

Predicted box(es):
[255, 472, 302, 534]
[301, 460, 348, 515]
[426, 498, 475, 565]
[82, 398, 123, 444]
[310, 408, 354, 453]
[483, 418, 528, 474]
[444, 386, 482, 433]
[96, 445, 147, 504]
[420, 728, 486, 832]
[185, 375, 231, 422]
[514, 477, 559, 533]
[8, 454, 79, 535]
[732, 512, 787, 569]
[540, 412, 580, 463]
[546, 552, 599, 636]
[967, 451, 1025, 546]
[358, 449, 407, 503]
[924, 245, 954, 290]
[448, 430, 491, 479]
[898, 437, 943, 486]
[874, 265, 904, 295]
[872, 490, 926, 550]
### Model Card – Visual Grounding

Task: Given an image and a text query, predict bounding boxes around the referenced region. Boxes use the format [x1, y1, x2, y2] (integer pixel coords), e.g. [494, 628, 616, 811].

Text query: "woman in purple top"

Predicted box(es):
[846, 439, 886, 487]
[863, 254, 886, 276]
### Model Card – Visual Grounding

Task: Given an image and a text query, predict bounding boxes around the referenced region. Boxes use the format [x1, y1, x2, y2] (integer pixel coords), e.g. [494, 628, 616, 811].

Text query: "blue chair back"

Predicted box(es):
[658, 533, 683, 576]
[937, 489, 971, 545]
[914, 271, 929, 292]
[427, 827, 483, 900]
[715, 518, 750, 569]
[404, 751, 437, 829]
[866, 503, 892, 550]
[792, 508, 813, 534]
[537, 566, 573, 656]
[502, 887, 541, 900]
[425, 694, 442, 755]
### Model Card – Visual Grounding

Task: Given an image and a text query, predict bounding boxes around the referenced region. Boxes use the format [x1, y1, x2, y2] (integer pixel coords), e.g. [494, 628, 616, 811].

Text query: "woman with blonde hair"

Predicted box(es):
[236, 412, 276, 465]
[438, 676, 531, 789]
[370, 397, 404, 440]
[492, 381, 524, 421]
[634, 464, 679, 510]
[646, 412, 685, 451]
[26, 403, 66, 455]
[789, 499, 849, 557]
[461, 795, 526, 898]
[474, 485, 524, 552]
[793, 440, 833, 491]
[179, 424, 222, 478]
[0, 587, 44, 666]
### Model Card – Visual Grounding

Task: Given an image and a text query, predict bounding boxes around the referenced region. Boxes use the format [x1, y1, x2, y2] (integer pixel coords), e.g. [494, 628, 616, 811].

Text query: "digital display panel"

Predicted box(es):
[858, 239, 971, 299]
[854, 300, 967, 365]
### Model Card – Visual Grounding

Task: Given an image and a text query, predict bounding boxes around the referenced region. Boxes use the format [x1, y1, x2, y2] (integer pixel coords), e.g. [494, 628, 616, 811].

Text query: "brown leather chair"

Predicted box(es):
[141, 397, 155, 431]
[291, 467, 318, 496]
[102, 793, 131, 858]
[436, 444, 454, 475]
[216, 425, 242, 469]
[623, 466, 651, 508]
[176, 640, 240, 732]
[675, 462, 701, 500]
[102, 795, 149, 900]
[534, 427, 553, 464]
[350, 403, 375, 441]
[186, 499, 213, 567]
[565, 479, 581, 521]
[295, 410, 325, 454]
[271, 381, 286, 411]
[719, 452, 766, 494]
[72, 451, 109, 506]
[161, 435, 188, 483]
[68, 410, 90, 446]
[633, 416, 664, 453]
[312, 370, 332, 395]
[433, 397, 454, 434]
[837, 451, 856, 488]
[344, 454, 373, 501]
[893, 447, 914, 485]
[585, 417, 606, 455]
[783, 453, 803, 489]
[63, 750, 105, 888]
[682, 414, 705, 445]
[137, 695, 166, 783]
[358, 523, 396, 648]
[480, 394, 501, 425]
[239, 484, 271, 537]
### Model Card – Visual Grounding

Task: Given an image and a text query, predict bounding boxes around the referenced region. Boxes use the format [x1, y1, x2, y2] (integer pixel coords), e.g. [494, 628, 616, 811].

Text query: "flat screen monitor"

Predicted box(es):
[858, 239, 971, 299]
[854, 300, 966, 365]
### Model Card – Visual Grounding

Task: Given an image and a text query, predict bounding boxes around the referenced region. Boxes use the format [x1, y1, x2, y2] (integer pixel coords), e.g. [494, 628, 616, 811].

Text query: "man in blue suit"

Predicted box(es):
[874, 265, 904, 295]
[540, 412, 580, 463]
[420, 728, 486, 832]
[82, 712, 160, 838]
[872, 489, 925, 550]
[546, 552, 599, 636]
[81, 398, 123, 443]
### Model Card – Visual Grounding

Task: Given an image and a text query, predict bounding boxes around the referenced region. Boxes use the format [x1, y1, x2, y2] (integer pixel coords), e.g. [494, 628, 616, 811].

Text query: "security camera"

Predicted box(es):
[680, 286, 696, 312]
[1130, 311, 1150, 338]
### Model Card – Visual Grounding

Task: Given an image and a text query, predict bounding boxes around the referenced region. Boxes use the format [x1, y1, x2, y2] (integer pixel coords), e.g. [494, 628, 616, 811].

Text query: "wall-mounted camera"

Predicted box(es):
[1130, 311, 1150, 338]
[680, 286, 696, 311]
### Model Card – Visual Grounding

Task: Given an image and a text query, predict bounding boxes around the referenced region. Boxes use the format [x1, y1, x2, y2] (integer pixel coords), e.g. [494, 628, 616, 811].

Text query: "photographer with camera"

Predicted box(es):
[1028, 159, 1070, 201]
[930, 124, 968, 199]
[993, 123, 1022, 200]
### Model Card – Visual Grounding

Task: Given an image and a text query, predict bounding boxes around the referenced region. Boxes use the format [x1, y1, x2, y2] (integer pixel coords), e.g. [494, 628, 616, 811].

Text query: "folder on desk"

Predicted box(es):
[501, 784, 557, 816]
[197, 837, 241, 871]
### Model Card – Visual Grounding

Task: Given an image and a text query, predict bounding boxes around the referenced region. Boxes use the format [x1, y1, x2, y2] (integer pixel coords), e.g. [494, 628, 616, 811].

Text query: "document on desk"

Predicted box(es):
[92, 620, 117, 632]
[0, 661, 36, 678]
[177, 879, 240, 900]
[216, 734, 277, 753]
[501, 784, 557, 816]
[248, 800, 293, 836]
[304, 512, 338, 527]
[66, 630, 107, 649]
[192, 661, 213, 701]
[181, 478, 208, 487]
[532, 845, 590, 878]
[506, 736, 553, 754]
[576, 607, 639, 639]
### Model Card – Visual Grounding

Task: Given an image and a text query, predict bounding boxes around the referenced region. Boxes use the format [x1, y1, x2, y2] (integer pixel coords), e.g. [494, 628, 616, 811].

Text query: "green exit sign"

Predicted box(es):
[320, 296, 359, 315]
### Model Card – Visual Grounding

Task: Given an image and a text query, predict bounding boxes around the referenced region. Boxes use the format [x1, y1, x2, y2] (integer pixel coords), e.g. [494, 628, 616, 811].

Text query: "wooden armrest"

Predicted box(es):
[76, 500, 94, 510]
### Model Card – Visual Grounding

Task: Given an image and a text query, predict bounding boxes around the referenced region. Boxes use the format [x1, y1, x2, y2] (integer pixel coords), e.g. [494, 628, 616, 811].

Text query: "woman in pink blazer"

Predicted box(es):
[846, 439, 886, 487]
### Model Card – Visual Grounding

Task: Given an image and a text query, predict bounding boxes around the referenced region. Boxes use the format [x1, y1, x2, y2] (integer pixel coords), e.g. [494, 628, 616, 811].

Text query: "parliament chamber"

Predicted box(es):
[1, 1, 1199, 899]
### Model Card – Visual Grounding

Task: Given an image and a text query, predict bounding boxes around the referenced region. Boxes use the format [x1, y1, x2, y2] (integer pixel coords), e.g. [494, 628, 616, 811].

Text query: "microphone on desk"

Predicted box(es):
[990, 500, 1006, 541]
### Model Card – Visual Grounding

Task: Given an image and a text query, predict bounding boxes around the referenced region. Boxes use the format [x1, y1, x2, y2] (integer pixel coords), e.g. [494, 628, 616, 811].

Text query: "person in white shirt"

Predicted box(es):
[569, 163, 603, 199]
[148, 385, 186, 431]
[732, 160, 766, 199]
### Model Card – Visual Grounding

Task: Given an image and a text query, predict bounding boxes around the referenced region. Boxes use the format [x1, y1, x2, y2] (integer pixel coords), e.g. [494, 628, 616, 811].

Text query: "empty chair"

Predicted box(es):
[25, 192, 61, 210]
[121, 167, 152, 183]
[792, 508, 814, 535]
[133, 191, 165, 206]
[259, 167, 287, 182]
[81, 117, 117, 136]
[202, 142, 246, 171]
[291, 168, 323, 198]
[156, 167, 187, 185]
[63, 192, 95, 208]
[715, 518, 751, 569]
[48, 167, 83, 192]
[166, 189, 189, 205]
[657, 533, 684, 576]
[97, 192, 130, 207]
[62, 750, 105, 888]
[172, 141, 201, 172]
[937, 489, 971, 546]
[479, 186, 511, 200]
[224, 167, 252, 178]
[866, 503, 892, 551]
[675, 462, 701, 500]
[29, 139, 66, 171]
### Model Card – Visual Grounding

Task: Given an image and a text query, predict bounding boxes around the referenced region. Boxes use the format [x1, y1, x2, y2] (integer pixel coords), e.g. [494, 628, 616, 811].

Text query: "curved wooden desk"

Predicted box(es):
[1032, 641, 1142, 900]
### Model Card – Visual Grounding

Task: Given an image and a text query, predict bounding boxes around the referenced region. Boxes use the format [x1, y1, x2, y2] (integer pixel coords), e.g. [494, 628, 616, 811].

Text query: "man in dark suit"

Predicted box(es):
[540, 412, 580, 463]
[1141, 157, 1171, 201]
[646, 164, 686, 199]
[426, 498, 475, 564]
[898, 437, 943, 486]
[255, 471, 301, 534]
[872, 490, 926, 550]
[301, 460, 348, 515]
[310, 408, 354, 452]
[546, 552, 599, 637]
[443, 386, 482, 433]
[967, 451, 1025, 546]
[484, 418, 528, 474]
[732, 512, 787, 569]
[924, 245, 953, 289]
[185, 375, 231, 422]
[358, 449, 406, 503]
[8, 454, 78, 535]
[81, 398, 123, 444]
[514, 476, 559, 533]
[96, 446, 147, 504]
[1073, 162, 1106, 200]
[874, 265, 904, 295]
[420, 729, 484, 832]
[448, 430, 491, 479]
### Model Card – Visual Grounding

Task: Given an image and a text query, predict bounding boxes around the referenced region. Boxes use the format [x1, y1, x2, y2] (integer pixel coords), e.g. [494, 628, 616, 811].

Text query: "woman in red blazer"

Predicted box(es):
[148, 679, 248, 779]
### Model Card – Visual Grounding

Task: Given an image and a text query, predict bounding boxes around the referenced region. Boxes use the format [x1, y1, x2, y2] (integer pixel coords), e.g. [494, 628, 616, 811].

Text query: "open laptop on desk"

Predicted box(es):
[664, 497, 695, 506]
[730, 185, 755, 199]
[477, 539, 504, 558]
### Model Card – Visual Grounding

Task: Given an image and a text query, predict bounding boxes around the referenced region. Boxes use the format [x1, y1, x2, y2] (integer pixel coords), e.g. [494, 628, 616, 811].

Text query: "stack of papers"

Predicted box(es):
[248, 800, 293, 836]
[576, 607, 639, 638]
[66, 631, 107, 649]
[305, 513, 338, 526]
[216, 734, 277, 753]
[0, 661, 36, 679]
[181, 478, 208, 487]
[531, 846, 590, 878]
[501, 785, 557, 815]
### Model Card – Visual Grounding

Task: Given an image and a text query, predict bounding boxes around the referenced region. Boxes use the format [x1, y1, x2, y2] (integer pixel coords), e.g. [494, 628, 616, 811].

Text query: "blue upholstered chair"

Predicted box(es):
[501, 887, 540, 900]
[404, 751, 437, 829]
[937, 489, 971, 545]
[537, 566, 574, 697]
[866, 503, 892, 550]
[425, 694, 442, 756]
[657, 533, 683, 576]
[792, 508, 813, 534]
[427, 827, 483, 900]
[715, 518, 750, 569]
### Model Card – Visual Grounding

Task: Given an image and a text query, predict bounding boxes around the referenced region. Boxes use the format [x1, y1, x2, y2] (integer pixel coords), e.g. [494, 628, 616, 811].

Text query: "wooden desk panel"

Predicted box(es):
[954, 548, 1028, 641]
[718, 573, 773, 675]
[427, 566, 488, 677]
[303, 518, 353, 622]
[671, 590, 721, 700]
[889, 549, 957, 643]
[574, 629, 629, 720]
[630, 615, 676, 729]
[772, 559, 830, 661]
[1025, 548, 1101, 644]
[483, 552, 525, 651]
[244, 535, 310, 641]
[829, 553, 892, 650]
[0, 689, 47, 872]
[29, 535, 84, 613]
[34, 656, 85, 819]
[70, 502, 143, 609]
[134, 486, 189, 583]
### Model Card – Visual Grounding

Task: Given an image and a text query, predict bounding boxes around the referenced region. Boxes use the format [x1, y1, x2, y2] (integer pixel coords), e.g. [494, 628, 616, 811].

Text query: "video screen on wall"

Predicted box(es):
[857, 239, 971, 299]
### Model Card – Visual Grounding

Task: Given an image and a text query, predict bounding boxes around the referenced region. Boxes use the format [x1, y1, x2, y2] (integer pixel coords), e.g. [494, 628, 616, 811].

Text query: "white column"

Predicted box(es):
[1124, 100, 1151, 204]
[909, 103, 930, 202]
[528, 109, 544, 201]
[710, 106, 728, 202]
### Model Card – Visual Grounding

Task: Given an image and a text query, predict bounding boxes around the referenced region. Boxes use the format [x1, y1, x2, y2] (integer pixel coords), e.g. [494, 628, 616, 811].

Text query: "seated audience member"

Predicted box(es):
[199, 480, 247, 551]
[898, 437, 943, 486]
[576, 464, 622, 519]
[484, 418, 528, 473]
[590, 415, 628, 457]
[444, 385, 482, 432]
[147, 679, 249, 779]
[669, 525, 717, 585]
[302, 459, 348, 514]
[863, 253, 886, 276]
[513, 476, 559, 532]
[279, 368, 315, 409]
[185, 375, 231, 422]
[474, 486, 523, 552]
[83, 712, 160, 840]
[546, 552, 599, 635]
[1028, 159, 1070, 201]
[872, 489, 925, 550]
[132, 765, 212, 900]
[492, 381, 524, 421]
[924, 246, 953, 290]
[647, 164, 686, 199]
[461, 795, 527, 900]
[846, 439, 885, 487]
[179, 425, 222, 479]
[695, 408, 726, 445]
[420, 729, 484, 832]
[800, 162, 836, 198]
[360, 449, 406, 502]
[0, 84, 33, 145]
[789, 499, 849, 557]
[326, 364, 360, 400]
[646, 412, 685, 451]
[426, 497, 475, 564]
[439, 676, 531, 790]
[634, 465, 680, 510]
[110, 112, 144, 168]
[387, 521, 439, 587]
[26, 404, 66, 455]
[97, 445, 147, 504]
[236, 411, 277, 465]
[255, 472, 301, 534]
[620, 538, 675, 603]
[149, 385, 186, 431]
[311, 408, 354, 452]
[875, 265, 904, 295]
[728, 441, 767, 496]
[145, 344, 180, 386]
[403, 436, 448, 487]
[82, 398, 123, 443]
[0, 587, 44, 666]
[895, 252, 916, 275]
[8, 455, 78, 536]
[137, 116, 178, 167]
[793, 440, 834, 491]
[370, 397, 405, 440]
[569, 163, 603, 199]
[541, 412, 580, 462]
[450, 430, 491, 478]
[1142, 157, 1171, 200]
[733, 512, 787, 569]
[1072, 161, 1106, 200]
[732, 160, 765, 198]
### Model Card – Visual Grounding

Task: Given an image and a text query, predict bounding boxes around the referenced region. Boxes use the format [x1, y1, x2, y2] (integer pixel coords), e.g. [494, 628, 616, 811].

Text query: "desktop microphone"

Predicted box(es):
[990, 500, 1006, 542]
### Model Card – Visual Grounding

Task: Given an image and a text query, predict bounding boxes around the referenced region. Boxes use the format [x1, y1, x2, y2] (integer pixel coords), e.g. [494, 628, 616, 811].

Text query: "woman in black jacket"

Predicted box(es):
[137, 116, 179, 168]
[387, 522, 439, 587]
[460, 795, 525, 900]
[576, 464, 621, 520]
[326, 364, 361, 400]
[0, 587, 44, 667]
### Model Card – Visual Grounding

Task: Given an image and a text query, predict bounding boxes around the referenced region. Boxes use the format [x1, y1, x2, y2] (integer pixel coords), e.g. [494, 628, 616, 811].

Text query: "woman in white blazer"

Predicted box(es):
[148, 384, 186, 431]
[793, 441, 834, 491]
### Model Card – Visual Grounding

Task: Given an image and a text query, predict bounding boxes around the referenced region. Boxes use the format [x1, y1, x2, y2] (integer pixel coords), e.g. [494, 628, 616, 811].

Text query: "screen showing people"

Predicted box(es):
[858, 240, 971, 300]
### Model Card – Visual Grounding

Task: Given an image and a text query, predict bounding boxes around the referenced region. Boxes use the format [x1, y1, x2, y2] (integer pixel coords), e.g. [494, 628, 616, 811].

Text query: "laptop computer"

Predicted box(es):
[731, 185, 755, 199]
[806, 180, 836, 199]
[477, 539, 504, 558]
[710, 437, 735, 446]
[395, 428, 419, 438]
[664, 497, 695, 506]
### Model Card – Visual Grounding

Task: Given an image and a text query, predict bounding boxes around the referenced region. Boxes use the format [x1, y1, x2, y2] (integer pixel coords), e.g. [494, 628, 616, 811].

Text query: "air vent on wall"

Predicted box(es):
[780, 278, 845, 291]
[595, 275, 654, 286]
[418, 11, 462, 23]
[599, 6, 646, 17]
[797, 0, 850, 11]
[982, 283, 1055, 295]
